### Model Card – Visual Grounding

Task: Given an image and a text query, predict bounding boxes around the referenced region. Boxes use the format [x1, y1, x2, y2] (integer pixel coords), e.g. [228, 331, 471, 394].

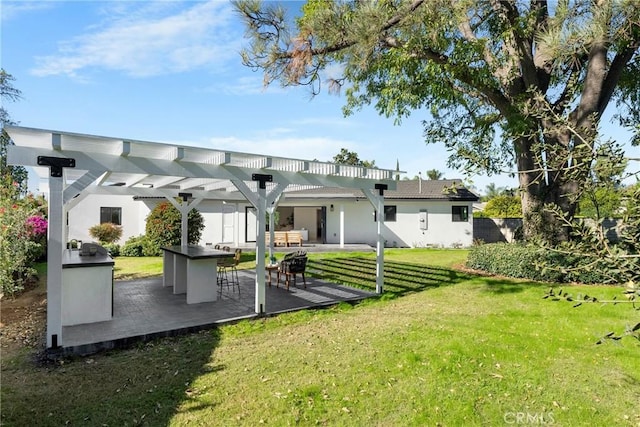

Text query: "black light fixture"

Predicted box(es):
[330, 204, 334, 212]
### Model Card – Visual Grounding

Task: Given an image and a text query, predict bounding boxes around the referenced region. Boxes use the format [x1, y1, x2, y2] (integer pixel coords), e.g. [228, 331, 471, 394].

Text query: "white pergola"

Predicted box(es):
[6, 125, 400, 350]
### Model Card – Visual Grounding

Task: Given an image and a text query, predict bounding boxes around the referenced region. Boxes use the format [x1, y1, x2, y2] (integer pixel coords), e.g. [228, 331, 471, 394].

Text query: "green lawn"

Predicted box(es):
[2, 249, 638, 426]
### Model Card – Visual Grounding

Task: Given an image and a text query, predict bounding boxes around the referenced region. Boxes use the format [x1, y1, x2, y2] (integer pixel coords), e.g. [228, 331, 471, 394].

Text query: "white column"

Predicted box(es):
[375, 196, 385, 294]
[255, 187, 267, 313]
[165, 196, 202, 247]
[362, 189, 385, 295]
[181, 212, 188, 247]
[230, 179, 285, 314]
[339, 204, 345, 248]
[47, 175, 64, 348]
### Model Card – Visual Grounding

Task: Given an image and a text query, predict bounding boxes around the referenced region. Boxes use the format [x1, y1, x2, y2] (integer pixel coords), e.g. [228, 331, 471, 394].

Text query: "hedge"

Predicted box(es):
[466, 243, 617, 285]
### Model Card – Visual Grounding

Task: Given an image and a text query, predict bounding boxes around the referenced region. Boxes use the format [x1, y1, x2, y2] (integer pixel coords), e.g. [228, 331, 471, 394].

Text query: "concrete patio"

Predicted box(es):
[59, 269, 375, 356]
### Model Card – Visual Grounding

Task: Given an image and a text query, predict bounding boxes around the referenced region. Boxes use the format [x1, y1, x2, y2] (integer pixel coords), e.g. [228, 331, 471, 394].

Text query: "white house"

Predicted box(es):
[68, 179, 479, 248]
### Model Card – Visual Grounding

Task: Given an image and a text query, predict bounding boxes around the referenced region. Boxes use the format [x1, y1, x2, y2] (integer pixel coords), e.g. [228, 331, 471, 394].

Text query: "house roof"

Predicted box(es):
[284, 179, 479, 202]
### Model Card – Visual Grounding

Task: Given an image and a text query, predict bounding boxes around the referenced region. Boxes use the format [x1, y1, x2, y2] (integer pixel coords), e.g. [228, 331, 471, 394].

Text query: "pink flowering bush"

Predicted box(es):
[26, 215, 47, 236]
[25, 215, 47, 262]
[0, 185, 47, 295]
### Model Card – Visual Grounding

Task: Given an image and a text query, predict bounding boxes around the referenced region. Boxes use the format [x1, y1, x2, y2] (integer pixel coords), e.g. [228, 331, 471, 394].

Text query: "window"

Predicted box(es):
[452, 206, 469, 222]
[374, 205, 397, 222]
[100, 207, 122, 225]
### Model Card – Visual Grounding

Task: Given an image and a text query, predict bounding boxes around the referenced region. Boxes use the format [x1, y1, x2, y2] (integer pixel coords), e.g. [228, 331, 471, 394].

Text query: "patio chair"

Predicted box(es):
[218, 246, 240, 294]
[278, 251, 307, 290]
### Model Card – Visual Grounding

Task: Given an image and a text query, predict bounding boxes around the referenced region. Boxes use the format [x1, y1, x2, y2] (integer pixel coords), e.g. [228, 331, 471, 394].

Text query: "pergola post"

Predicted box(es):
[231, 178, 286, 314]
[165, 193, 202, 247]
[363, 184, 388, 294]
[374, 196, 384, 294]
[36, 151, 77, 349]
[255, 186, 267, 313]
[47, 174, 64, 348]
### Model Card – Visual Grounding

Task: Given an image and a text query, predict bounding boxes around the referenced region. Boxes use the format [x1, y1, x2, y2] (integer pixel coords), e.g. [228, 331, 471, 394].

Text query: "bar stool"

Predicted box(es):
[218, 246, 240, 294]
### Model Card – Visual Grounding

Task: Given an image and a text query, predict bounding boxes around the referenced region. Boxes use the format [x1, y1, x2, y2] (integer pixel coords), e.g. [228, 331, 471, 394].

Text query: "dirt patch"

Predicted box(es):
[0, 282, 47, 358]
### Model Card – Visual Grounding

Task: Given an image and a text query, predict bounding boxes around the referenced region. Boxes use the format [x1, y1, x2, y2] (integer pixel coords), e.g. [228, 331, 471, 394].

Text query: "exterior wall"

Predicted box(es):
[67, 195, 252, 247]
[138, 199, 252, 247]
[383, 201, 474, 248]
[324, 200, 474, 248]
[67, 195, 475, 249]
[325, 201, 375, 244]
[67, 194, 145, 245]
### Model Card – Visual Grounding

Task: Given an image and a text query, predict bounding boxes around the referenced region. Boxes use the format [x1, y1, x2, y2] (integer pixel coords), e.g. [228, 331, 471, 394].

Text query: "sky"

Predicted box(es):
[2, 0, 637, 195]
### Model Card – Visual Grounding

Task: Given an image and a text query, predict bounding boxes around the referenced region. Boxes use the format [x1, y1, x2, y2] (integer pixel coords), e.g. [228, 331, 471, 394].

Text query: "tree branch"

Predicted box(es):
[598, 41, 640, 116]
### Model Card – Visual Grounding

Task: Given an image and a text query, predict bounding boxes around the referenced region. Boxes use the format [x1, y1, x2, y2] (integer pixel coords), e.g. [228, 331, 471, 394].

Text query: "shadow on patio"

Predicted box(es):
[60, 269, 375, 356]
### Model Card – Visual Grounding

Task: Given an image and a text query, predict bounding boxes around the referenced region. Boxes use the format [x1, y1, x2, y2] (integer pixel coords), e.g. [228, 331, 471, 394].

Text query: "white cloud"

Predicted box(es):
[203, 75, 287, 96]
[1, 1, 54, 22]
[289, 116, 355, 128]
[31, 1, 241, 78]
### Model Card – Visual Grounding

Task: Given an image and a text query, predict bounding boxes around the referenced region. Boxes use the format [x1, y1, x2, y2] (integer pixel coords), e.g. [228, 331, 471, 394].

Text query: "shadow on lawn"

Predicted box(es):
[476, 277, 547, 294]
[2, 329, 224, 427]
[308, 257, 473, 298]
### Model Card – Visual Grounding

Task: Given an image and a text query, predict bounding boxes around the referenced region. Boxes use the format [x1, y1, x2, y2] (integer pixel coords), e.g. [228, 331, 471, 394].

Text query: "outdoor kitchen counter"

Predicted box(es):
[161, 245, 234, 304]
[62, 249, 114, 326]
[62, 249, 115, 267]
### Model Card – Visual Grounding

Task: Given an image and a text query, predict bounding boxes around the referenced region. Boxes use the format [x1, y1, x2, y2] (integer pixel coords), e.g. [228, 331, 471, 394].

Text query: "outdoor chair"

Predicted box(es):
[278, 251, 308, 290]
[217, 246, 240, 294]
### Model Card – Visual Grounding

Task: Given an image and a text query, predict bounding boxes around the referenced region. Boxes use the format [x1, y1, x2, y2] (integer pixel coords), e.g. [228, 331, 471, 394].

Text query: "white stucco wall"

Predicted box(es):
[322, 200, 473, 248]
[383, 201, 474, 248]
[67, 195, 474, 248]
[299, 199, 473, 248]
[67, 194, 145, 245]
[137, 199, 252, 247]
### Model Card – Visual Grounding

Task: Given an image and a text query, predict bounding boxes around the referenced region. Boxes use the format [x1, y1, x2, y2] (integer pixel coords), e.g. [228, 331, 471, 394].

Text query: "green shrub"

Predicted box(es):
[121, 235, 146, 257]
[467, 242, 627, 285]
[144, 201, 204, 253]
[466, 243, 563, 282]
[89, 222, 123, 244]
[483, 195, 522, 217]
[102, 243, 120, 257]
[142, 238, 162, 257]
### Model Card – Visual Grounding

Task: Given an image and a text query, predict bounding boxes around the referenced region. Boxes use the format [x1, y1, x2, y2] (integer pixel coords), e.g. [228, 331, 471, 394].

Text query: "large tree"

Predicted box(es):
[235, 0, 640, 242]
[1, 69, 27, 196]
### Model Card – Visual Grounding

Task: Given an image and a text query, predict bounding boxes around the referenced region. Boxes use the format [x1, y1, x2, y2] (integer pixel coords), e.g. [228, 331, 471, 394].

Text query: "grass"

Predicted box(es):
[2, 249, 638, 426]
[113, 256, 164, 280]
[112, 248, 469, 282]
